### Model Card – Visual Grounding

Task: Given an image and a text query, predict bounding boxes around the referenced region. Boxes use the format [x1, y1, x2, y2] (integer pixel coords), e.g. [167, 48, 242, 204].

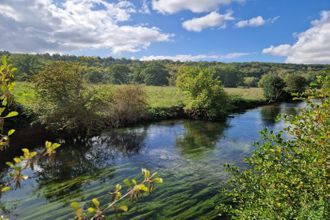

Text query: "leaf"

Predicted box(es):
[119, 205, 128, 212]
[70, 202, 80, 210]
[115, 184, 122, 191]
[1, 186, 10, 192]
[92, 198, 100, 208]
[87, 207, 96, 213]
[123, 178, 131, 187]
[4, 111, 18, 118]
[8, 129, 15, 136]
[132, 179, 137, 185]
[13, 157, 21, 163]
[153, 177, 163, 184]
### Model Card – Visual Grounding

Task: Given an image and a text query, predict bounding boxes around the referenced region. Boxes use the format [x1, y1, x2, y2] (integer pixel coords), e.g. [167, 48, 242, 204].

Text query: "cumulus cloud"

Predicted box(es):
[235, 16, 265, 28]
[235, 16, 279, 28]
[182, 11, 234, 32]
[0, 0, 171, 54]
[152, 0, 243, 14]
[262, 11, 330, 64]
[140, 52, 250, 61]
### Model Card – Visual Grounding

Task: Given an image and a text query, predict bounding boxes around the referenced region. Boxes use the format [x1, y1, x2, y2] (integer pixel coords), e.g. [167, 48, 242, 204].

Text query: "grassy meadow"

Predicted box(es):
[13, 82, 264, 110]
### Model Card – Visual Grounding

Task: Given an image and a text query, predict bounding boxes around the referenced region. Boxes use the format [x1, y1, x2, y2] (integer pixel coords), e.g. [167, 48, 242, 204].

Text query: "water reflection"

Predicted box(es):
[260, 105, 281, 126]
[176, 121, 227, 158]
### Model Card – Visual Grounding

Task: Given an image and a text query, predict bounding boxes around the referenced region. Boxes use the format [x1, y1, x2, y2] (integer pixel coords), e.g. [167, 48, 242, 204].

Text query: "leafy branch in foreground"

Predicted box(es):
[218, 75, 329, 219]
[71, 168, 163, 220]
[0, 56, 61, 217]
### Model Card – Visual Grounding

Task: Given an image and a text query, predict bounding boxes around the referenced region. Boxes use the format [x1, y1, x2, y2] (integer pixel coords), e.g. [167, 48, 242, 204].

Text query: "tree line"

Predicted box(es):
[1, 51, 328, 87]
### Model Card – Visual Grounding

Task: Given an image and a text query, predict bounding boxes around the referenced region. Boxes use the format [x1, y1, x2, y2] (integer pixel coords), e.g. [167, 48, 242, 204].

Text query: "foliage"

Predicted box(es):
[176, 66, 229, 119]
[83, 67, 110, 84]
[259, 74, 286, 102]
[70, 168, 163, 220]
[214, 65, 244, 87]
[218, 76, 329, 219]
[284, 74, 307, 94]
[110, 64, 130, 84]
[33, 61, 109, 134]
[107, 85, 147, 127]
[141, 63, 169, 86]
[243, 76, 258, 88]
[0, 56, 61, 205]
[10, 55, 43, 81]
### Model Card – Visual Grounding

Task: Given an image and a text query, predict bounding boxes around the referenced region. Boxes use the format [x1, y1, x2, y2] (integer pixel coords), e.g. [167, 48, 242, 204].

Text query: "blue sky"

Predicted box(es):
[0, 0, 330, 63]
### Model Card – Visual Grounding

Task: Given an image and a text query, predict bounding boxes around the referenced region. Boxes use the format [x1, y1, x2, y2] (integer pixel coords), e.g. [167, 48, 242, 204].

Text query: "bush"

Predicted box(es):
[284, 74, 307, 94]
[259, 74, 286, 102]
[33, 61, 109, 135]
[108, 85, 147, 127]
[176, 66, 229, 119]
[243, 76, 258, 88]
[218, 76, 329, 219]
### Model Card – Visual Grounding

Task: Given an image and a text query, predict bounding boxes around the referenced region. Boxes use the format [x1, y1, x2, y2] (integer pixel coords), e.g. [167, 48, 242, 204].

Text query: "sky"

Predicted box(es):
[0, 0, 330, 64]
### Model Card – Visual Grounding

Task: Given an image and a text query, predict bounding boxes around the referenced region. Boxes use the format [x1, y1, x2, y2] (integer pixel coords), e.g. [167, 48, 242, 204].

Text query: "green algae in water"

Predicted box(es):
[0, 102, 305, 219]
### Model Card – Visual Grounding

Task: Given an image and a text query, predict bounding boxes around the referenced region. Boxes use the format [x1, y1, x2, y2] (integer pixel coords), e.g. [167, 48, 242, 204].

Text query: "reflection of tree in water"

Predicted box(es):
[34, 127, 148, 201]
[176, 121, 227, 158]
[260, 105, 281, 127]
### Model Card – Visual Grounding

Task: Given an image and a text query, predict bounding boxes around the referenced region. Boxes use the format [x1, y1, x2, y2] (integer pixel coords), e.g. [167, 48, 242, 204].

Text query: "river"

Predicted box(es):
[0, 102, 305, 219]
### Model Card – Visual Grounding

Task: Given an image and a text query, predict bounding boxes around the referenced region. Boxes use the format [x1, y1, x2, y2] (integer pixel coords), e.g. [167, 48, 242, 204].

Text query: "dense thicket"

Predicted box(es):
[2, 51, 328, 87]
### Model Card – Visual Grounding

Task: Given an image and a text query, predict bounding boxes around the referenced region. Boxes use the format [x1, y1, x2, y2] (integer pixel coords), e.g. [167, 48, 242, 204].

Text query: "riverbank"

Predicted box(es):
[12, 82, 266, 128]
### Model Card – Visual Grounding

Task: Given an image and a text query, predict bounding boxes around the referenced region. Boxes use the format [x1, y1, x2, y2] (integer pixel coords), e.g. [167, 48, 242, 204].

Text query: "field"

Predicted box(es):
[13, 82, 264, 109]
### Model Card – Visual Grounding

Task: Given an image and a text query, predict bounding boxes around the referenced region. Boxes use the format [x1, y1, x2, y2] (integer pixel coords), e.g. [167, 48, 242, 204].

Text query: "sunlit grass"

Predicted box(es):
[13, 82, 264, 110]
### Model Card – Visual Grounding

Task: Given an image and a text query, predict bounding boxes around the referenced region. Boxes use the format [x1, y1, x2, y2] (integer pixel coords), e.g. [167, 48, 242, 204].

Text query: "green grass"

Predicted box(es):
[13, 82, 264, 110]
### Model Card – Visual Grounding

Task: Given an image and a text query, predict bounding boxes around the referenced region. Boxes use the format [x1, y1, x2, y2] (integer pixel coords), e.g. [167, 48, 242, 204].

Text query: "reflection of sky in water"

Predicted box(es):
[0, 102, 304, 219]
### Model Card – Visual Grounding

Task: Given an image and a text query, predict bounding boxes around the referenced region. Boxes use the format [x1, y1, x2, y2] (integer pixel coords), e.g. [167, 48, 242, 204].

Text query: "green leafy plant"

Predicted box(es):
[218, 76, 329, 219]
[0, 56, 61, 195]
[176, 66, 229, 119]
[70, 168, 163, 220]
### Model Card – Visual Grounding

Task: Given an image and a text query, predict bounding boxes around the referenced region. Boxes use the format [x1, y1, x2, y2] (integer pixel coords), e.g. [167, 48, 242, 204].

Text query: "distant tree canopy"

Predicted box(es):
[110, 64, 131, 84]
[2, 51, 329, 87]
[214, 65, 243, 87]
[141, 63, 169, 86]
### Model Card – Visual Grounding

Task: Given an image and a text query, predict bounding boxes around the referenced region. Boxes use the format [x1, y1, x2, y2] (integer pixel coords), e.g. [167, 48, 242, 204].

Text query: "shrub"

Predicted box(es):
[176, 66, 229, 119]
[108, 85, 147, 127]
[259, 74, 286, 102]
[33, 61, 109, 135]
[218, 76, 329, 219]
[284, 74, 307, 94]
[243, 76, 258, 88]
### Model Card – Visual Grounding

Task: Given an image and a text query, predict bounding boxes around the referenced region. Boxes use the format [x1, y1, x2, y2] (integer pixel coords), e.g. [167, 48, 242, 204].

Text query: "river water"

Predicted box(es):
[0, 102, 304, 219]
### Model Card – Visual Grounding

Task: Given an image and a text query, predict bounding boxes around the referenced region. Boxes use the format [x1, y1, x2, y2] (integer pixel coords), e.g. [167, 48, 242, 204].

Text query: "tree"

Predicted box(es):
[218, 76, 329, 219]
[259, 74, 286, 102]
[110, 64, 130, 84]
[176, 66, 229, 119]
[284, 74, 307, 94]
[11, 54, 43, 81]
[214, 65, 243, 87]
[84, 67, 110, 84]
[243, 76, 258, 88]
[141, 63, 169, 86]
[33, 61, 108, 134]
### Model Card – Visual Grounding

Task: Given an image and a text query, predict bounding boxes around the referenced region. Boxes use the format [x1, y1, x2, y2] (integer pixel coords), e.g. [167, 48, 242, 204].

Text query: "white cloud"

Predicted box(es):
[140, 52, 250, 61]
[140, 0, 151, 14]
[182, 11, 234, 32]
[235, 16, 265, 28]
[0, 0, 171, 54]
[262, 11, 330, 64]
[152, 0, 243, 14]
